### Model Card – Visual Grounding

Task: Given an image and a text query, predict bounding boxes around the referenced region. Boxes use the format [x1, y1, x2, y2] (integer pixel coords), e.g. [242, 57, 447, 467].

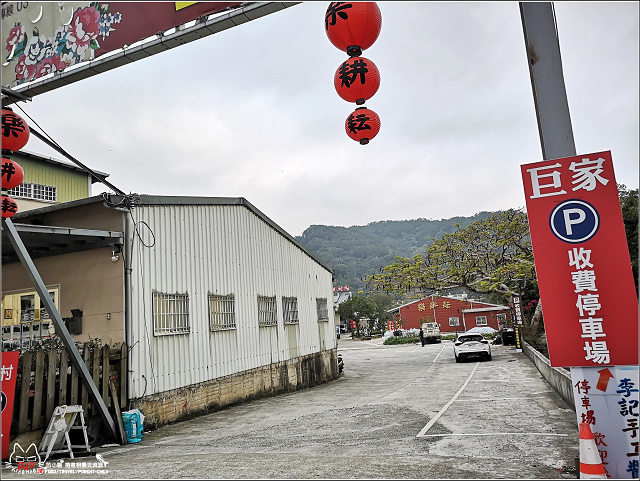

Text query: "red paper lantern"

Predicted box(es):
[1, 194, 18, 218]
[1, 157, 24, 190]
[1, 107, 30, 153]
[325, 2, 382, 57]
[345, 107, 380, 145]
[334, 56, 380, 105]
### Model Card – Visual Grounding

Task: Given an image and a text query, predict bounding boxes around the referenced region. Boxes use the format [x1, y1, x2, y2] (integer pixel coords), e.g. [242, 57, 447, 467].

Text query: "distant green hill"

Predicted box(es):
[295, 212, 497, 293]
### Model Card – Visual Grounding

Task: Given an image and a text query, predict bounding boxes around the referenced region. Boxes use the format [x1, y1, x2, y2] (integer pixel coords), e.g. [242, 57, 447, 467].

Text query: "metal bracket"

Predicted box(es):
[2, 218, 117, 442]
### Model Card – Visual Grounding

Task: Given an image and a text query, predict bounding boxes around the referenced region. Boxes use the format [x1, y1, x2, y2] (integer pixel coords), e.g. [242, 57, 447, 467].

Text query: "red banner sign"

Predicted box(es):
[2, 351, 20, 460]
[521, 151, 638, 367]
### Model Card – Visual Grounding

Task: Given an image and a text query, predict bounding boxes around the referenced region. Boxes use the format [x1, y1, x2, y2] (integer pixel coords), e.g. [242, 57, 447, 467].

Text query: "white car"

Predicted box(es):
[454, 332, 492, 362]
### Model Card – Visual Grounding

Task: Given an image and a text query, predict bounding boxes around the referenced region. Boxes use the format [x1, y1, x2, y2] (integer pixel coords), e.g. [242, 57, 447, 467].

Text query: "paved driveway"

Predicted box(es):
[3, 337, 579, 479]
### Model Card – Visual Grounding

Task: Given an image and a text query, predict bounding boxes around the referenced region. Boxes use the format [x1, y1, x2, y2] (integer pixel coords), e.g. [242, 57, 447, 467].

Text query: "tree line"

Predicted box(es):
[300, 185, 638, 345]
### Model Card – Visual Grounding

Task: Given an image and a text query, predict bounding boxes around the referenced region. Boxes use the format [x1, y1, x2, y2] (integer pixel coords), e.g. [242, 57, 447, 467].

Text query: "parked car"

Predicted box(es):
[454, 332, 492, 362]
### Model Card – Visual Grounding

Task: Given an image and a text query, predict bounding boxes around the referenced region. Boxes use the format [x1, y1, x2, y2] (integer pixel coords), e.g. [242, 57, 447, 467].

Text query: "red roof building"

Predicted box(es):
[387, 295, 512, 333]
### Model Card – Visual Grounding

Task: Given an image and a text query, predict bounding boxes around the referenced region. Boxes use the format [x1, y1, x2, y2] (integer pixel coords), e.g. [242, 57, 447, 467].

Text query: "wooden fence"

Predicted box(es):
[10, 343, 127, 438]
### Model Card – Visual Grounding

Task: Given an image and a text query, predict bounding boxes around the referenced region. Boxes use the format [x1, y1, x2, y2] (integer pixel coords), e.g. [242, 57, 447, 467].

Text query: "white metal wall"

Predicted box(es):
[126, 202, 335, 398]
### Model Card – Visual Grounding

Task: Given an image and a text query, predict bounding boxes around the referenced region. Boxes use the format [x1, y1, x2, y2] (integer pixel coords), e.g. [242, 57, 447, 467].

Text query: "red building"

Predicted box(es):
[387, 295, 512, 333]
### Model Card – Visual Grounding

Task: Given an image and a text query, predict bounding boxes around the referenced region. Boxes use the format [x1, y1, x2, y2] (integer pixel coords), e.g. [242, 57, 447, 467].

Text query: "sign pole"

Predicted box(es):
[519, 2, 576, 159]
[520, 4, 639, 478]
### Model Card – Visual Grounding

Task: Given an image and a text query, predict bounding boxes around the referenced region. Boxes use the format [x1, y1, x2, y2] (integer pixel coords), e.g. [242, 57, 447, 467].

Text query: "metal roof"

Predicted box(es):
[2, 222, 124, 264]
[2, 194, 333, 274]
[462, 306, 510, 313]
[15, 149, 110, 183]
[387, 295, 510, 313]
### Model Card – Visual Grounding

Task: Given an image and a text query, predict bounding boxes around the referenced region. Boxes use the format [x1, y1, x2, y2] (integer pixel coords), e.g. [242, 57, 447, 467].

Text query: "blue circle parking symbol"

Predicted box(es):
[549, 200, 599, 243]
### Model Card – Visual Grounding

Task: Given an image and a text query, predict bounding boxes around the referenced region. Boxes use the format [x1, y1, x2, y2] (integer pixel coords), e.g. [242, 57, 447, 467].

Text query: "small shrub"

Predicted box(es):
[383, 335, 420, 345]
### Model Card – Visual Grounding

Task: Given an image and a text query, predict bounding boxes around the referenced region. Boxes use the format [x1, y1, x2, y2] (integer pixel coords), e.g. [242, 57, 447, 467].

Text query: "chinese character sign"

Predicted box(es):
[521, 151, 639, 367]
[512, 296, 524, 326]
[571, 366, 639, 479]
[1, 351, 20, 460]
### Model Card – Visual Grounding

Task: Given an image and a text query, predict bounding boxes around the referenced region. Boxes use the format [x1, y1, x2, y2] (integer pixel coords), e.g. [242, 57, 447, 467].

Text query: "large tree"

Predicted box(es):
[618, 184, 639, 290]
[336, 295, 378, 335]
[366, 208, 538, 304]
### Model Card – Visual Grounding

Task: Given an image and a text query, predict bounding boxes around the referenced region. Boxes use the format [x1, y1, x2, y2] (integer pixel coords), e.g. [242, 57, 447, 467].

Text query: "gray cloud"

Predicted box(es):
[20, 2, 638, 236]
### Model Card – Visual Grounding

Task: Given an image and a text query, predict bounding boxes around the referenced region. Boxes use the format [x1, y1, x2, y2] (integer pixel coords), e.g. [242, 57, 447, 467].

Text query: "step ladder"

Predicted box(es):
[38, 405, 91, 462]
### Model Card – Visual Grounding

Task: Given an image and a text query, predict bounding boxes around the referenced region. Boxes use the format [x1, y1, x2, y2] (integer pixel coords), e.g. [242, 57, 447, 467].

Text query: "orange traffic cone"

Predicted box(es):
[579, 423, 607, 479]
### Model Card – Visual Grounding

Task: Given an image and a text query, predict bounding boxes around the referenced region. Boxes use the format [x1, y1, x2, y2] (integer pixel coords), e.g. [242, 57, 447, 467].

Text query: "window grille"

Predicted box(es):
[316, 298, 329, 322]
[209, 294, 236, 330]
[7, 182, 57, 202]
[257, 295, 277, 327]
[153, 293, 190, 335]
[282, 297, 299, 324]
[449, 317, 460, 326]
[475, 316, 488, 326]
[496, 313, 507, 322]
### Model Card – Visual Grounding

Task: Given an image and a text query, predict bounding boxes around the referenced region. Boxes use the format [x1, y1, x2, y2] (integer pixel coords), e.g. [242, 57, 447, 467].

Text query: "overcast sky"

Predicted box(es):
[15, 2, 639, 237]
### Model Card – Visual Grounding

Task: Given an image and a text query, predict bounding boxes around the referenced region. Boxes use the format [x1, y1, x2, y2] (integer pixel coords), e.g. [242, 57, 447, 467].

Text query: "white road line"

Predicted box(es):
[432, 344, 447, 362]
[418, 432, 568, 438]
[416, 362, 480, 437]
[455, 397, 545, 401]
[471, 379, 537, 382]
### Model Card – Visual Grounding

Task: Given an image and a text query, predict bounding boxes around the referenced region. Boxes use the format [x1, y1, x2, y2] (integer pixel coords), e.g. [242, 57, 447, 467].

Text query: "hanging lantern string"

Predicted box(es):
[14, 105, 132, 202]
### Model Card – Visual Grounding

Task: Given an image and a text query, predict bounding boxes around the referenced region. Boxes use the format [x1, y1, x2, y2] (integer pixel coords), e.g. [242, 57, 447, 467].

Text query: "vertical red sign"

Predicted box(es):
[1, 350, 20, 460]
[521, 151, 638, 367]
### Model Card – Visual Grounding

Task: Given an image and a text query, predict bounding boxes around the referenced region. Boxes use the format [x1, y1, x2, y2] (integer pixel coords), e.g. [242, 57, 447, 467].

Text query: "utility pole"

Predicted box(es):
[520, 2, 577, 160]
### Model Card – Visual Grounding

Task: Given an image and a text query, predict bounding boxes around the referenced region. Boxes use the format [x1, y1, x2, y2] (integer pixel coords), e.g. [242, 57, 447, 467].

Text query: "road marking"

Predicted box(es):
[432, 344, 447, 362]
[416, 362, 480, 437]
[471, 378, 537, 382]
[412, 343, 448, 361]
[455, 397, 546, 401]
[418, 432, 568, 438]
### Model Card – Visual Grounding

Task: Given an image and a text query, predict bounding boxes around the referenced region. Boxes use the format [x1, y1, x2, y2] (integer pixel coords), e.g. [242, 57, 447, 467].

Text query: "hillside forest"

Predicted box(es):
[296, 184, 638, 303]
[295, 211, 495, 294]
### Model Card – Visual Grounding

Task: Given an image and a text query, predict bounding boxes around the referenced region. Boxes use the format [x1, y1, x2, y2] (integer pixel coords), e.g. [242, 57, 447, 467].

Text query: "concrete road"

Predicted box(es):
[3, 336, 579, 479]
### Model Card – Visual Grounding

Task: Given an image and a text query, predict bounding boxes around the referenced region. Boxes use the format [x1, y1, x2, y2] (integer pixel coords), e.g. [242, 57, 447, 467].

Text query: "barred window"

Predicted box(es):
[282, 297, 299, 324]
[475, 316, 488, 326]
[7, 182, 57, 202]
[257, 295, 277, 327]
[153, 293, 190, 336]
[209, 294, 236, 331]
[316, 298, 329, 322]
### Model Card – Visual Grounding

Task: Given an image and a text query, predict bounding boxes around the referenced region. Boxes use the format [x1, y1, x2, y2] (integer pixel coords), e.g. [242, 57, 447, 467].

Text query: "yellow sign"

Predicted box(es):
[175, 2, 198, 11]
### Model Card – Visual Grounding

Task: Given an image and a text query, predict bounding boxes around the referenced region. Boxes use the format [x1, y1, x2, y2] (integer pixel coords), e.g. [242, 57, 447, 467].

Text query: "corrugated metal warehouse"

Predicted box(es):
[2, 194, 339, 429]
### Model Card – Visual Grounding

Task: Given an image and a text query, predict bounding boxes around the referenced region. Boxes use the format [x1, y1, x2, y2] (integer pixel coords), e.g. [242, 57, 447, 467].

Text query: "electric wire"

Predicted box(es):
[131, 207, 157, 395]
[12, 104, 130, 200]
[8, 103, 160, 399]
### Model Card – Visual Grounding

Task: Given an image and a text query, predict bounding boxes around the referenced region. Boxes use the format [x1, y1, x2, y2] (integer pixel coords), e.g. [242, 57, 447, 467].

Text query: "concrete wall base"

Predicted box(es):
[522, 341, 574, 410]
[131, 349, 338, 431]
